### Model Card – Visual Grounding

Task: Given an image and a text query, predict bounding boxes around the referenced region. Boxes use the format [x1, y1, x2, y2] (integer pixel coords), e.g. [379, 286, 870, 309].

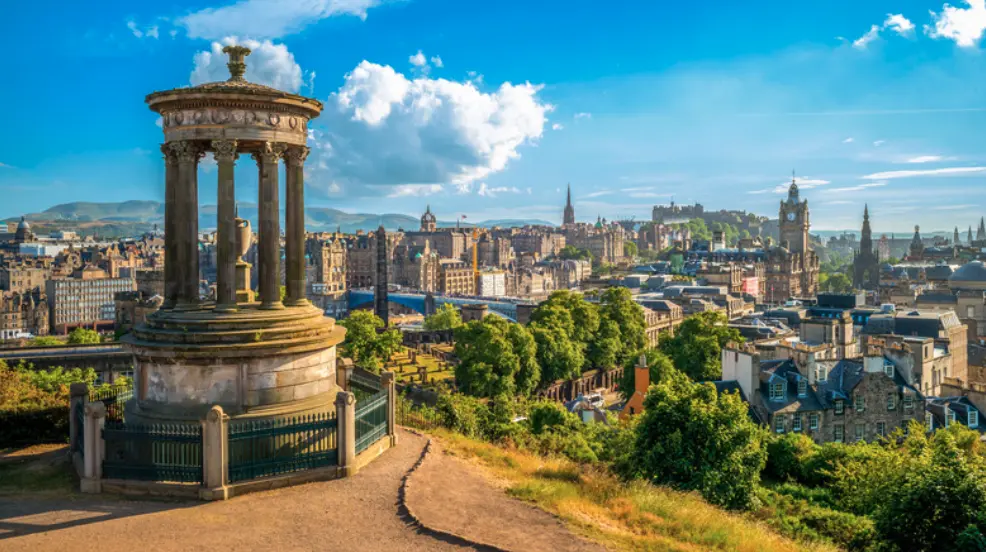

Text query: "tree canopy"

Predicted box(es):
[454, 316, 540, 397]
[625, 369, 768, 510]
[557, 245, 593, 261]
[659, 311, 742, 381]
[338, 310, 402, 372]
[618, 348, 676, 401]
[423, 303, 463, 331]
[67, 328, 101, 345]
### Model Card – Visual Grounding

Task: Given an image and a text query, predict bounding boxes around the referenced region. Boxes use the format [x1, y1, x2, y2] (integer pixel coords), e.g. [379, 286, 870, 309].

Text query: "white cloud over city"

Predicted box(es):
[191, 37, 303, 92]
[178, 0, 381, 40]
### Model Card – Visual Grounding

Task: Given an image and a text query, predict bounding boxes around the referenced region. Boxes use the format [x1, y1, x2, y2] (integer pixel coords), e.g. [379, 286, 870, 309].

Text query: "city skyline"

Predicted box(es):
[2, 0, 986, 229]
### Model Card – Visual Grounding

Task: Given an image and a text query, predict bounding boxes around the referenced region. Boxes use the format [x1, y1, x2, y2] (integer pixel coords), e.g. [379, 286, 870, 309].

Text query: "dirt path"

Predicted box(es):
[0, 431, 470, 552]
[405, 438, 607, 552]
[0, 430, 603, 552]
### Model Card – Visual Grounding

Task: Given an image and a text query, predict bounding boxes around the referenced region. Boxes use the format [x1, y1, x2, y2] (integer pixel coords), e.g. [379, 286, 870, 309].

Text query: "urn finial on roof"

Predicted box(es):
[222, 45, 252, 82]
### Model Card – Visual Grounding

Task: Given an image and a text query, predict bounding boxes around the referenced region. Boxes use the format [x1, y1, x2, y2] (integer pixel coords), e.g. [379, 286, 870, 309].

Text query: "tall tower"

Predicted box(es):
[420, 205, 437, 232]
[910, 225, 924, 259]
[954, 226, 961, 245]
[563, 184, 575, 225]
[978, 217, 985, 242]
[778, 178, 809, 254]
[853, 205, 879, 289]
[374, 225, 389, 326]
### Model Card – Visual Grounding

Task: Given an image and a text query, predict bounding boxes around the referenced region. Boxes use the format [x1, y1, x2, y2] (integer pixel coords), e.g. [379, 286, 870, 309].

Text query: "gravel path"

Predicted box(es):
[0, 430, 471, 552]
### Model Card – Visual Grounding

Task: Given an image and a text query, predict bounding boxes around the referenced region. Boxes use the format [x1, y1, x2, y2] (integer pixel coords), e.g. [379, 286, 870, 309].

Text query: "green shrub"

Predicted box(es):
[755, 487, 878, 550]
[765, 432, 817, 483]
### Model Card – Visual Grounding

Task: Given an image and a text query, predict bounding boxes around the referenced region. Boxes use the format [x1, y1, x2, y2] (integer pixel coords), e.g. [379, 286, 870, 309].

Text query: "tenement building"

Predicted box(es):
[720, 342, 926, 443]
[0, 289, 48, 340]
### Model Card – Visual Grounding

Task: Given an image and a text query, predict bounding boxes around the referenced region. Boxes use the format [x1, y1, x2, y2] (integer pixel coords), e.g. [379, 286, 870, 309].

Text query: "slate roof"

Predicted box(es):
[926, 396, 984, 433]
[758, 360, 824, 414]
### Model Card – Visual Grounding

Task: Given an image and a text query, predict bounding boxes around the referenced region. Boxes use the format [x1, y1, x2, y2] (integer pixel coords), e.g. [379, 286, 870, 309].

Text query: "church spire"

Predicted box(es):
[562, 183, 576, 225]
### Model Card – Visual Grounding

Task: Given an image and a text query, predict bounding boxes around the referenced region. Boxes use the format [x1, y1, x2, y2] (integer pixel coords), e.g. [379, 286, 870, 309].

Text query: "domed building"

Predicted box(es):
[14, 216, 34, 244]
[949, 260, 986, 292]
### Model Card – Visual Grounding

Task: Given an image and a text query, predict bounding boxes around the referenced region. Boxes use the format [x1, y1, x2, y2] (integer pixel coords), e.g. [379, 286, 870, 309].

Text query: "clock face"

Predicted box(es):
[787, 212, 796, 221]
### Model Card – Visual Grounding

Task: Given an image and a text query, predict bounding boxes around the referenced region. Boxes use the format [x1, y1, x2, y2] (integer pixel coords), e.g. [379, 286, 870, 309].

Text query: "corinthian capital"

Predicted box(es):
[161, 143, 179, 165]
[283, 146, 311, 168]
[251, 142, 287, 165]
[168, 141, 205, 164]
[211, 139, 239, 163]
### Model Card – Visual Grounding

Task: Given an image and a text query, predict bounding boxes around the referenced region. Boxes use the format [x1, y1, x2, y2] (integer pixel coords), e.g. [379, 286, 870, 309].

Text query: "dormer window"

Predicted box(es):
[970, 410, 979, 428]
[835, 400, 844, 414]
[770, 382, 785, 401]
[947, 410, 957, 427]
[798, 380, 807, 397]
[927, 411, 934, 431]
[884, 364, 894, 379]
[816, 365, 828, 383]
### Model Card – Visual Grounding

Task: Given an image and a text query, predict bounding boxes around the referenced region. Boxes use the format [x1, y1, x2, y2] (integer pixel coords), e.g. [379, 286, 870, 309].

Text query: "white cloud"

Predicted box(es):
[932, 204, 979, 210]
[191, 38, 302, 93]
[430, 56, 443, 68]
[574, 112, 592, 120]
[147, 26, 160, 39]
[906, 155, 944, 163]
[309, 60, 551, 196]
[526, 187, 532, 194]
[155, 117, 163, 128]
[0, 162, 11, 168]
[628, 192, 667, 198]
[386, 184, 444, 198]
[582, 190, 613, 198]
[178, 0, 380, 40]
[409, 51, 427, 67]
[843, 137, 854, 143]
[127, 20, 160, 39]
[873, 140, 886, 146]
[926, 0, 986, 47]
[862, 167, 986, 179]
[885, 14, 915, 34]
[551, 123, 564, 130]
[453, 182, 472, 194]
[829, 182, 888, 192]
[853, 14, 915, 48]
[477, 183, 521, 197]
[748, 176, 829, 195]
[853, 25, 881, 48]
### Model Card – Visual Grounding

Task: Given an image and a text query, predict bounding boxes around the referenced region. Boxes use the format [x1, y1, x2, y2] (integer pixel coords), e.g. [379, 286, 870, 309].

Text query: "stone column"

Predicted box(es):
[170, 141, 204, 310]
[212, 139, 239, 312]
[253, 142, 286, 309]
[69, 382, 88, 475]
[200, 405, 229, 500]
[284, 146, 310, 307]
[161, 144, 179, 309]
[80, 401, 106, 494]
[335, 391, 356, 477]
[381, 371, 398, 446]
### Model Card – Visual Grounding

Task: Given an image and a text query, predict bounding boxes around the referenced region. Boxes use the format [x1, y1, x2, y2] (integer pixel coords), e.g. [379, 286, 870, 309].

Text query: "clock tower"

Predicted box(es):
[779, 178, 810, 254]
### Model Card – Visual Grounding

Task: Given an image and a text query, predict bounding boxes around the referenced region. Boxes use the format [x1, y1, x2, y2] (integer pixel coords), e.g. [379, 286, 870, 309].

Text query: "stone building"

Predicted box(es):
[721, 343, 926, 443]
[438, 259, 475, 295]
[511, 228, 566, 259]
[0, 260, 50, 294]
[393, 241, 439, 292]
[46, 274, 135, 333]
[641, 301, 683, 347]
[764, 180, 819, 301]
[309, 234, 347, 294]
[476, 232, 514, 269]
[652, 201, 704, 224]
[0, 289, 48, 340]
[564, 217, 626, 265]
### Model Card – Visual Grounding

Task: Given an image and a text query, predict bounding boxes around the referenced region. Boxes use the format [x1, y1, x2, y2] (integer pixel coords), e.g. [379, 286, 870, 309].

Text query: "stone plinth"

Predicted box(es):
[122, 304, 345, 424]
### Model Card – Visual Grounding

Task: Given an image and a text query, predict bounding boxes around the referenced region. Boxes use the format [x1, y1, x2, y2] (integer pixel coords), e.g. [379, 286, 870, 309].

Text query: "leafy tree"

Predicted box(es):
[618, 349, 675, 401]
[530, 323, 584, 384]
[28, 336, 62, 347]
[454, 316, 539, 397]
[626, 370, 768, 510]
[423, 303, 463, 331]
[587, 319, 622, 370]
[557, 245, 592, 261]
[67, 328, 101, 345]
[821, 272, 852, 293]
[531, 290, 600, 345]
[624, 241, 638, 257]
[598, 287, 646, 367]
[659, 311, 742, 381]
[338, 310, 402, 372]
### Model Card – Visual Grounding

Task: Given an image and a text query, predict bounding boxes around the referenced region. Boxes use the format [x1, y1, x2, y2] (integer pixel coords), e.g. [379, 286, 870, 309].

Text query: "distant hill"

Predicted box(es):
[5, 201, 555, 235]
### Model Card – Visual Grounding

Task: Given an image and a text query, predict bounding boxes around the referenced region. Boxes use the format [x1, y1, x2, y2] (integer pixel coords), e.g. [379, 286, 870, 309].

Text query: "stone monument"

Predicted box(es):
[123, 45, 346, 424]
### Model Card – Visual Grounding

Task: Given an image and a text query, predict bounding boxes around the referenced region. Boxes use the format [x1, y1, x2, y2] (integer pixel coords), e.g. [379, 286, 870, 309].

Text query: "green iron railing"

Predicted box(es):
[350, 372, 382, 402]
[227, 413, 338, 483]
[102, 422, 203, 484]
[89, 383, 134, 423]
[355, 388, 389, 454]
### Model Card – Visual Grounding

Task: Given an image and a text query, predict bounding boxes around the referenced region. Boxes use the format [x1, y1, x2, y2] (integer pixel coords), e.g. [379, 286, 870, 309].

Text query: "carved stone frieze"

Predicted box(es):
[163, 108, 308, 135]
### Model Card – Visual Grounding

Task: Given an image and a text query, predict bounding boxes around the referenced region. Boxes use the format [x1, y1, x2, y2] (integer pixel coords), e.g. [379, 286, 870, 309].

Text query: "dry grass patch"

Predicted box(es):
[436, 430, 838, 552]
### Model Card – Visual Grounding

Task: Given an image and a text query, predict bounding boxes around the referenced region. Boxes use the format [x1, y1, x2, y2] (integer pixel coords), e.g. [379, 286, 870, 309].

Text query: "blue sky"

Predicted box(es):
[1, 0, 986, 232]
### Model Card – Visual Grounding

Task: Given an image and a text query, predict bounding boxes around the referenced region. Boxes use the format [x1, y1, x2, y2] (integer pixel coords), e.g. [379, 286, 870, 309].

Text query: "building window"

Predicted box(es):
[970, 410, 980, 428]
[887, 393, 896, 411]
[834, 424, 844, 442]
[774, 416, 785, 434]
[967, 305, 975, 319]
[793, 415, 802, 432]
[797, 380, 807, 397]
[904, 395, 914, 410]
[876, 422, 887, 437]
[884, 364, 894, 378]
[947, 410, 956, 427]
[809, 413, 819, 430]
[816, 365, 827, 383]
[855, 423, 865, 441]
[855, 395, 865, 412]
[770, 382, 785, 401]
[926, 411, 934, 431]
[835, 400, 844, 415]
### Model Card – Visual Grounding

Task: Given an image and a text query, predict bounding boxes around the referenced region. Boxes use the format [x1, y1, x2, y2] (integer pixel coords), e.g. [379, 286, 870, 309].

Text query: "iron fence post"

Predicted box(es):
[381, 371, 398, 446]
[200, 405, 230, 500]
[335, 391, 356, 477]
[80, 401, 106, 494]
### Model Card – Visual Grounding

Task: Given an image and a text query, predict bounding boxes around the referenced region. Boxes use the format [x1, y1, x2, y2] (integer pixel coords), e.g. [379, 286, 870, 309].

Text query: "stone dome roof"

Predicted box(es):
[948, 260, 986, 290]
[16, 216, 30, 231]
